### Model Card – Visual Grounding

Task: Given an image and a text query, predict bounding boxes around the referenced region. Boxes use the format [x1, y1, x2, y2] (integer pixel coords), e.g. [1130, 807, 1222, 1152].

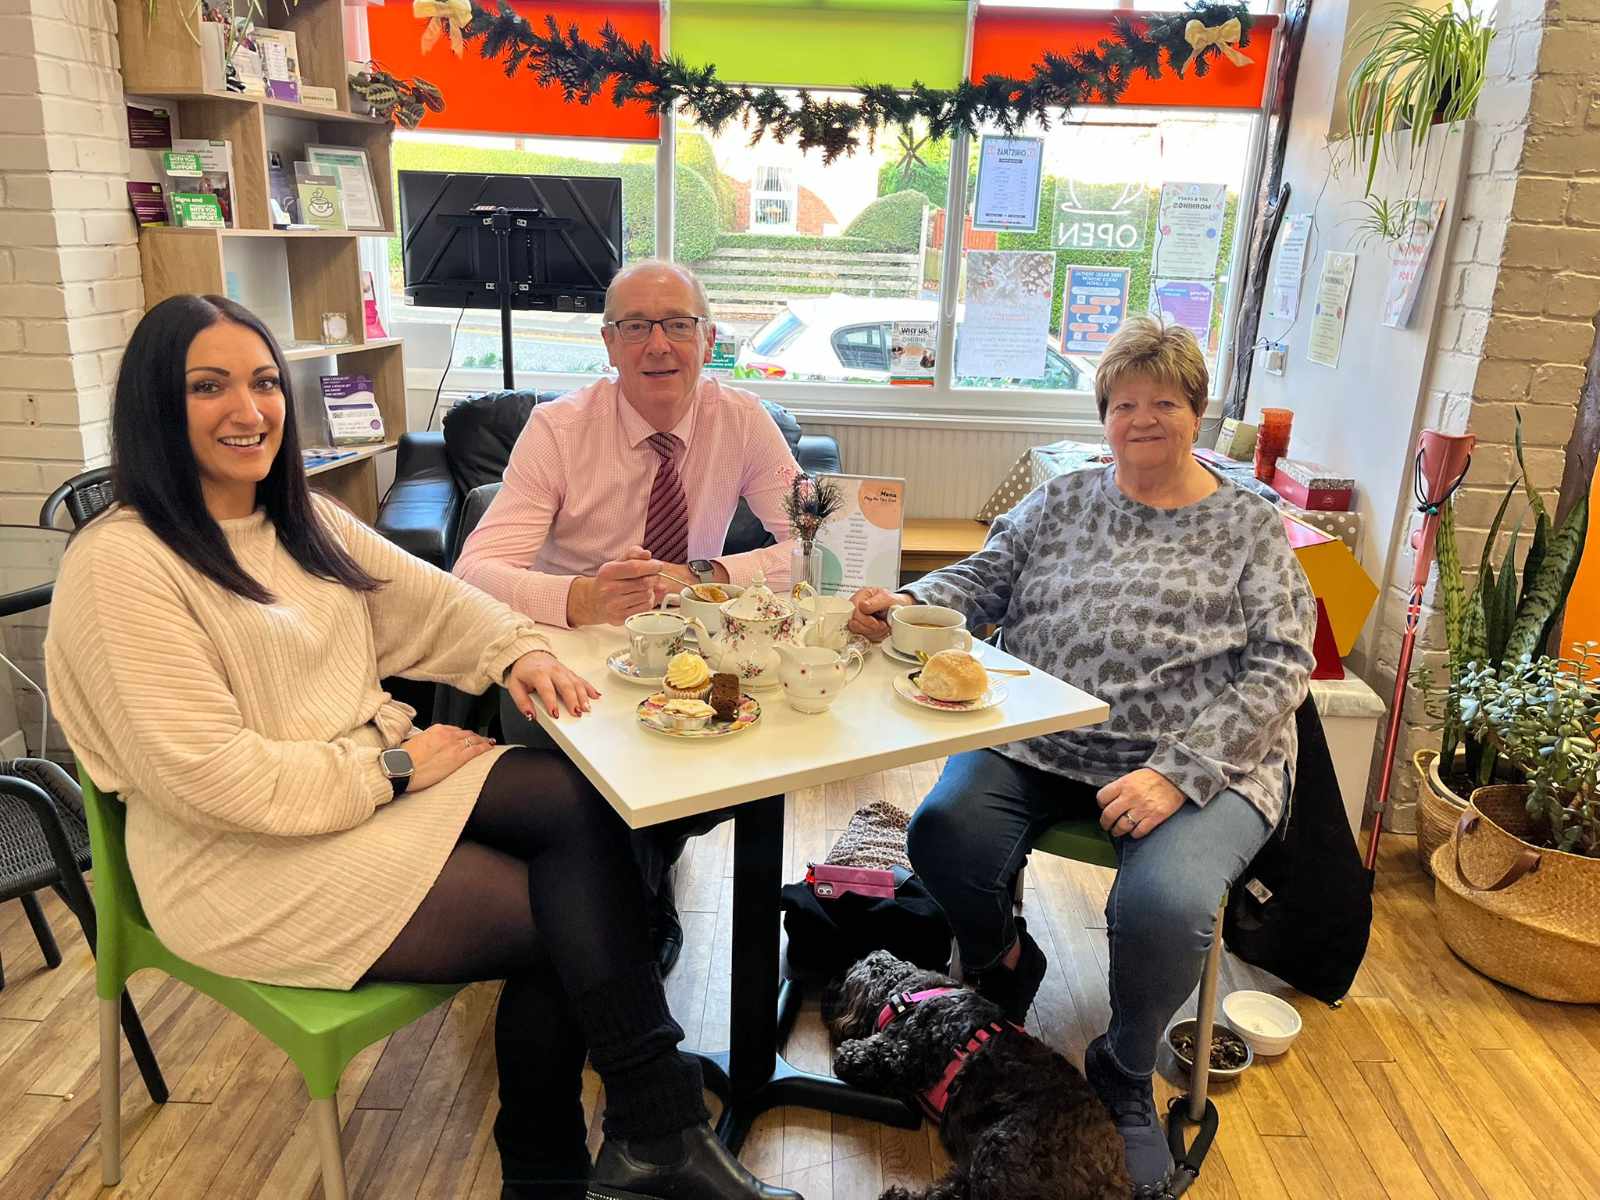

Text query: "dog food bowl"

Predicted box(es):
[1221, 990, 1302, 1057]
[1164, 1017, 1253, 1080]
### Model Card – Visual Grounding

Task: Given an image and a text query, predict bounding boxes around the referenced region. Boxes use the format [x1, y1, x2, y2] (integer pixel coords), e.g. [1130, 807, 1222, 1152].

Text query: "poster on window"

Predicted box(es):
[1149, 279, 1215, 345]
[973, 136, 1044, 232]
[1152, 182, 1227, 278]
[956, 251, 1054, 379]
[889, 321, 937, 385]
[1062, 266, 1131, 355]
[1381, 199, 1446, 328]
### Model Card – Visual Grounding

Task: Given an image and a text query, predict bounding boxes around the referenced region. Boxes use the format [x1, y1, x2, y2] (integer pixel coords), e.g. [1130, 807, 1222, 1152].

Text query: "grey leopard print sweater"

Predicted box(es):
[907, 465, 1317, 827]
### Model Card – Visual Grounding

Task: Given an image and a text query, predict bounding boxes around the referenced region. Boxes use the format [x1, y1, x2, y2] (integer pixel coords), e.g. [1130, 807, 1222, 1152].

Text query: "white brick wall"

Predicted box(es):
[0, 0, 140, 756]
[1370, 0, 1595, 832]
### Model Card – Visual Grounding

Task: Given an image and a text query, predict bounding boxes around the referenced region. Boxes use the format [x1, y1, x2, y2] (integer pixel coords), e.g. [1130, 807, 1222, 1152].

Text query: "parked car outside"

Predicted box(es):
[734, 296, 1099, 391]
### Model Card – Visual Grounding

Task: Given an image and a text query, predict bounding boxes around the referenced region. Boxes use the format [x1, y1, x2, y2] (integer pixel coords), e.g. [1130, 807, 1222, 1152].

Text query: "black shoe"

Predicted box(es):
[652, 882, 684, 978]
[588, 1125, 801, 1200]
[971, 920, 1047, 1024]
[1084, 1034, 1175, 1195]
[500, 1159, 591, 1199]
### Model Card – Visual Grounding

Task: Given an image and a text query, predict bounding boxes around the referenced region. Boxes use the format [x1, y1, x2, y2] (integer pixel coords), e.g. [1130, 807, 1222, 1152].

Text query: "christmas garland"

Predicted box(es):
[461, 1, 1256, 162]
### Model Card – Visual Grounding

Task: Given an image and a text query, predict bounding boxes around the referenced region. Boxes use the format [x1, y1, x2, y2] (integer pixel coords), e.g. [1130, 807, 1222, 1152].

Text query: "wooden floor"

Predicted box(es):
[3, 760, 1599, 1199]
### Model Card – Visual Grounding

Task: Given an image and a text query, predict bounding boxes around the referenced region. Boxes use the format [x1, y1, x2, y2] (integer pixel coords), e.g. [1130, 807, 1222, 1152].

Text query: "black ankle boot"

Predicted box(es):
[972, 922, 1048, 1024]
[588, 1125, 802, 1200]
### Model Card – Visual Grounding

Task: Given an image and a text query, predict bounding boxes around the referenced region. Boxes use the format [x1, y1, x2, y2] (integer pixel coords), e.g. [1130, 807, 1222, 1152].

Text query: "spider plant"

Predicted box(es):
[1344, 3, 1494, 196]
[1348, 194, 1417, 248]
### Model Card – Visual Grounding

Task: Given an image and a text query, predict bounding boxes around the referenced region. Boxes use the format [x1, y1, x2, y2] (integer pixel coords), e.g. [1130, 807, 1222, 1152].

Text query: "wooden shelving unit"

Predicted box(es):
[117, 0, 405, 522]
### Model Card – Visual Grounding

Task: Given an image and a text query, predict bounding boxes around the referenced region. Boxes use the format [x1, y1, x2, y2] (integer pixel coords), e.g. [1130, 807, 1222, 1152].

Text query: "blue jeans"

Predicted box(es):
[907, 749, 1274, 1077]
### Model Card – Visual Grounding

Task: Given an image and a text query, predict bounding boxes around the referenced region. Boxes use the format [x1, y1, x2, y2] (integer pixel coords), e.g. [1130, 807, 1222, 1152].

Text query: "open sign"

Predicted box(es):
[1053, 178, 1149, 253]
[1055, 220, 1143, 250]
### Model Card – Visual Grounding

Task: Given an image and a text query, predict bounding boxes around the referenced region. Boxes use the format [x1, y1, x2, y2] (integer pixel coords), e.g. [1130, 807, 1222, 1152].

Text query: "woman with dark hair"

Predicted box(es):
[44, 295, 797, 1200]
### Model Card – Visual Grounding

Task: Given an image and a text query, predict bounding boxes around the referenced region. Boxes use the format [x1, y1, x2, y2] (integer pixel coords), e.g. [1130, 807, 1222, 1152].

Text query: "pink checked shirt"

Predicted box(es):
[453, 376, 799, 627]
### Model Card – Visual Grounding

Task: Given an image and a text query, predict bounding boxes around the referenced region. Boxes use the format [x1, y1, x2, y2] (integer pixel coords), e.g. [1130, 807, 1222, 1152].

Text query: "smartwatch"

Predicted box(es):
[379, 747, 414, 797]
[689, 558, 717, 584]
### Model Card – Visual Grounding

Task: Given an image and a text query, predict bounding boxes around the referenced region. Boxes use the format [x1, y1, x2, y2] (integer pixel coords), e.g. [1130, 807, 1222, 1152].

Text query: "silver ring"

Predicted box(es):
[1120, 813, 1135, 828]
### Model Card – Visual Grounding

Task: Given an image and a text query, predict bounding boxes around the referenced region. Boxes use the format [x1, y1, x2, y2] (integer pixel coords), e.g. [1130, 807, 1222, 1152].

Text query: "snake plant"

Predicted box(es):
[1343, 3, 1494, 196]
[1435, 412, 1591, 788]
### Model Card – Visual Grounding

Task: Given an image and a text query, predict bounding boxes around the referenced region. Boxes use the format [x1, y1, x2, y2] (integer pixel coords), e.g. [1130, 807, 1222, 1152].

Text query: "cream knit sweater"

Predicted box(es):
[45, 497, 549, 989]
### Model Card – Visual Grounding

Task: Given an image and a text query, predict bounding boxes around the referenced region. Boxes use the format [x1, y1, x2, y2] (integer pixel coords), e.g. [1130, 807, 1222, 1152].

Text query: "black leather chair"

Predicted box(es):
[375, 389, 842, 571]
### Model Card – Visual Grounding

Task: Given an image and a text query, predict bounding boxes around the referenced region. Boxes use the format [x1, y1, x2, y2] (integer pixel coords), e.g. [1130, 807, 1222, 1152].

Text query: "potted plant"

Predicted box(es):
[1339, 3, 1493, 243]
[1411, 416, 1590, 874]
[1434, 647, 1600, 1001]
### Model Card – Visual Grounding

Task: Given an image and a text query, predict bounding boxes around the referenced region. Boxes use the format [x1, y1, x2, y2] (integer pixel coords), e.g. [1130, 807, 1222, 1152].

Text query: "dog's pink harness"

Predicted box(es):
[874, 988, 1022, 1123]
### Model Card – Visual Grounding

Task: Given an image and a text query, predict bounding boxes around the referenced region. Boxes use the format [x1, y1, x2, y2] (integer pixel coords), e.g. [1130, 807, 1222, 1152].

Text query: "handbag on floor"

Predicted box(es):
[780, 801, 952, 977]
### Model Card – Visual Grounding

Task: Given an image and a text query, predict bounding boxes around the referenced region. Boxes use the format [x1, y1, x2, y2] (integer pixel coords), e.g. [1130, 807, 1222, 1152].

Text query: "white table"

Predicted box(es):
[529, 624, 1108, 1149]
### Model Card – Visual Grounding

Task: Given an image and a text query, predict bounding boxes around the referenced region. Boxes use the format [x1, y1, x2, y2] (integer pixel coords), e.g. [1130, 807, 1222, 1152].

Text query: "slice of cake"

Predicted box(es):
[709, 672, 740, 721]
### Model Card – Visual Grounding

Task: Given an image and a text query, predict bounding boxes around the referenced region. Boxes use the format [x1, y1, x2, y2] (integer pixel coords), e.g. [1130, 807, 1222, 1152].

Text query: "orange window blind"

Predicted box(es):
[970, 9, 1276, 111]
[366, 0, 661, 140]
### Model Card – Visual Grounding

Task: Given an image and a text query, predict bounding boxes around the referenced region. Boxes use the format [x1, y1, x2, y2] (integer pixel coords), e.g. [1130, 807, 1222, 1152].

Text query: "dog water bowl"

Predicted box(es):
[1221, 990, 1302, 1056]
[1164, 1017, 1253, 1079]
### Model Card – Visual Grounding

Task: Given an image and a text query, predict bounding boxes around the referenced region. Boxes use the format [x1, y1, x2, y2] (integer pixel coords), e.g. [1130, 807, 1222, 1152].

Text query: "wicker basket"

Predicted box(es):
[1415, 750, 1468, 880]
[1432, 784, 1600, 1003]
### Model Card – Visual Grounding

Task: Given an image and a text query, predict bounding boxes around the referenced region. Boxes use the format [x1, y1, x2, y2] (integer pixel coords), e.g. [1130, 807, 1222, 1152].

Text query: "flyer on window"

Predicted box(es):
[889, 321, 937, 385]
[1062, 266, 1131, 354]
[1308, 251, 1357, 367]
[812, 475, 906, 594]
[972, 136, 1044, 232]
[1150, 279, 1215, 345]
[1152, 182, 1227, 278]
[956, 251, 1053, 379]
[1381, 199, 1446, 328]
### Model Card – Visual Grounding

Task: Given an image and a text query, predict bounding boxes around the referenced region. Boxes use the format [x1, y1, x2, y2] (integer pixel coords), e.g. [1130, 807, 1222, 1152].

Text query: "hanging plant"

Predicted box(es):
[350, 63, 446, 128]
[458, 0, 1256, 162]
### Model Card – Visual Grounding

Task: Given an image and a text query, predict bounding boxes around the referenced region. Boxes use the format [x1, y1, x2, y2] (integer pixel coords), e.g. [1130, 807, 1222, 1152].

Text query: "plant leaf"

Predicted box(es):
[1505, 480, 1591, 660]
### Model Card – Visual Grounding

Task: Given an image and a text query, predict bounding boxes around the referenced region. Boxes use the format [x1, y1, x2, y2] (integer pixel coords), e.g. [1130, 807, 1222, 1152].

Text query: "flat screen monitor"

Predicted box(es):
[397, 170, 623, 312]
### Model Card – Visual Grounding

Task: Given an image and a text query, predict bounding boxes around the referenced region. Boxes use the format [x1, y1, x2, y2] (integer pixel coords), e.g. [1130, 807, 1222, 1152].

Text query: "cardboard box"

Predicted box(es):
[1272, 458, 1355, 511]
[1282, 514, 1377, 656]
[1216, 418, 1258, 460]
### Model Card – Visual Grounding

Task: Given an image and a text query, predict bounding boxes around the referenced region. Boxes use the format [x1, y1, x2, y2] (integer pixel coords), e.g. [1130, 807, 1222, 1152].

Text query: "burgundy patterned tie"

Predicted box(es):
[642, 432, 689, 565]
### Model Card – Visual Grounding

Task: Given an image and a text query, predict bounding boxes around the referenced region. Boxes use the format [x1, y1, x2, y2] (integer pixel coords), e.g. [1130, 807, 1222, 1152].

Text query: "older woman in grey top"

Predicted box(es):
[849, 317, 1316, 1196]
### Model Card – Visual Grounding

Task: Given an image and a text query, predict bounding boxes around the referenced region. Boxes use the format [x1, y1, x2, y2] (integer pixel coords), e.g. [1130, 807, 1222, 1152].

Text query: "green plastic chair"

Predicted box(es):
[80, 774, 463, 1199]
[1028, 816, 1227, 1196]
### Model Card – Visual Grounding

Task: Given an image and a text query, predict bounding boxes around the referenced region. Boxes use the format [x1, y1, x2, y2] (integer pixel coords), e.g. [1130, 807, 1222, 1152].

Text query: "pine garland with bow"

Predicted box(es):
[459, 1, 1254, 162]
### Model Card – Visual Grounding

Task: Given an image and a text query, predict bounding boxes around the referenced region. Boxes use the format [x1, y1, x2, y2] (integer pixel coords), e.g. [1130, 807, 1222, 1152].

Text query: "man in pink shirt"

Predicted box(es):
[454, 260, 801, 973]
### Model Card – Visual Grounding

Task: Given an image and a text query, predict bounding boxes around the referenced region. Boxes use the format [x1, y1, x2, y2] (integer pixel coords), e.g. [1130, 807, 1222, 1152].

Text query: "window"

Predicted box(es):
[832, 324, 889, 371]
[751, 165, 797, 232]
[388, 130, 655, 397]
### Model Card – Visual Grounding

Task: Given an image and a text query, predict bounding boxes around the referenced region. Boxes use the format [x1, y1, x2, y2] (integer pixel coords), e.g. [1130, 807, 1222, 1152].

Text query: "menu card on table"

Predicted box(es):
[813, 475, 905, 594]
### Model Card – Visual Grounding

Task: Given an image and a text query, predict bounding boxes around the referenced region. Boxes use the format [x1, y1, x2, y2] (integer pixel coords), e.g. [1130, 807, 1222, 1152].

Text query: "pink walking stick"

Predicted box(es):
[1364, 430, 1475, 871]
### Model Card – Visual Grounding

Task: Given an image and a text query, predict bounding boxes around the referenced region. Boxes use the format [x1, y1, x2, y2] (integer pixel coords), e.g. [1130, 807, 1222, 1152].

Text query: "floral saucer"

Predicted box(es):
[607, 648, 664, 687]
[636, 691, 761, 738]
[892, 671, 1007, 713]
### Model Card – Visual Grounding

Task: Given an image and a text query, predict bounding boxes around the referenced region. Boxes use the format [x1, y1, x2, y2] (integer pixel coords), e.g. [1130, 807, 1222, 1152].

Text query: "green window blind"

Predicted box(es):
[669, 0, 968, 89]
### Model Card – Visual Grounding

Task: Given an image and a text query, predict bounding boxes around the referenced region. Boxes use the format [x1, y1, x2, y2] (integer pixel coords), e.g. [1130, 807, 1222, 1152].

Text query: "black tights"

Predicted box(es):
[364, 748, 702, 1173]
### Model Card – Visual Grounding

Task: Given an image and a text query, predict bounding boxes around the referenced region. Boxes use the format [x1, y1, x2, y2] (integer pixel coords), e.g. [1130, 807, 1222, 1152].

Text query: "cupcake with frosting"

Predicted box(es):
[663, 651, 713, 701]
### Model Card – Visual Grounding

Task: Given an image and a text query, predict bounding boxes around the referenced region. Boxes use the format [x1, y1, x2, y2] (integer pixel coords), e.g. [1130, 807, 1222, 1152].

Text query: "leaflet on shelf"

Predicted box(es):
[319, 374, 385, 445]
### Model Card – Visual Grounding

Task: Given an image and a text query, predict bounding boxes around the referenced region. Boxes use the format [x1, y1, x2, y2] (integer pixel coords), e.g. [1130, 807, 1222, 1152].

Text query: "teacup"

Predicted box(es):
[890, 604, 973, 657]
[664, 583, 745, 639]
[624, 611, 688, 675]
[794, 592, 854, 651]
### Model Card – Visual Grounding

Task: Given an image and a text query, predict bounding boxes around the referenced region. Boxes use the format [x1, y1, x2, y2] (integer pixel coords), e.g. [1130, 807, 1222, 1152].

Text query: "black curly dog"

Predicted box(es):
[825, 950, 1131, 1200]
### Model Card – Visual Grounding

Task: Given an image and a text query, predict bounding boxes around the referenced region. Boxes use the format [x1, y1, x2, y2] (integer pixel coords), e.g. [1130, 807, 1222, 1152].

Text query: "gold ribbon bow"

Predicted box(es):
[1182, 17, 1252, 70]
[414, 0, 471, 56]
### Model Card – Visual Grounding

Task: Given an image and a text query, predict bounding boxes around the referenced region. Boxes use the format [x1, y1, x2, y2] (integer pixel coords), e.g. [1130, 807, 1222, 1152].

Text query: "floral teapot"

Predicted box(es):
[684, 571, 804, 689]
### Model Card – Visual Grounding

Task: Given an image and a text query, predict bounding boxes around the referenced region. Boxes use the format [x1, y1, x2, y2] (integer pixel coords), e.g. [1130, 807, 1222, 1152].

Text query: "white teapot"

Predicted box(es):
[684, 571, 803, 690]
[773, 642, 866, 713]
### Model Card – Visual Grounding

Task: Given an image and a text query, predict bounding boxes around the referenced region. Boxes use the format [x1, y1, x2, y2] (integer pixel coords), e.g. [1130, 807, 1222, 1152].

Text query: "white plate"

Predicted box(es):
[891, 671, 1007, 712]
[636, 691, 761, 738]
[606, 648, 664, 687]
[880, 640, 985, 666]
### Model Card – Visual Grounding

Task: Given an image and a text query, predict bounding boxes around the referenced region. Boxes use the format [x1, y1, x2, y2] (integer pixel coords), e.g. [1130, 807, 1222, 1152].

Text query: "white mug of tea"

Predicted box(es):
[625, 611, 687, 674]
[664, 582, 745, 638]
[889, 604, 973, 657]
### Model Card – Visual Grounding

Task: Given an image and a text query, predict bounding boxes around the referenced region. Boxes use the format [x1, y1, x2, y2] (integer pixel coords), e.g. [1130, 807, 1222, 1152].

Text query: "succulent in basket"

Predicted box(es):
[1457, 646, 1600, 856]
[1412, 412, 1590, 797]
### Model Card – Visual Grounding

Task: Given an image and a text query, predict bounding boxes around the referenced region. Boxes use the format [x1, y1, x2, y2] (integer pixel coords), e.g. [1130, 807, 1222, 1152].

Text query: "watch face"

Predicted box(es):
[380, 748, 413, 777]
[689, 558, 714, 580]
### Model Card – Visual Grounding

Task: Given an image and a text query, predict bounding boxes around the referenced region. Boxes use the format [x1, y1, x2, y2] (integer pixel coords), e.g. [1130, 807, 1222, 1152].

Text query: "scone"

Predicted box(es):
[709, 672, 741, 721]
[917, 649, 987, 702]
[663, 651, 712, 700]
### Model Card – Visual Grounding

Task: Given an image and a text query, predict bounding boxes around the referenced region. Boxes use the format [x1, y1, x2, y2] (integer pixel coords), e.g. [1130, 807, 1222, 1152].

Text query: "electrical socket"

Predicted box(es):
[1264, 341, 1287, 376]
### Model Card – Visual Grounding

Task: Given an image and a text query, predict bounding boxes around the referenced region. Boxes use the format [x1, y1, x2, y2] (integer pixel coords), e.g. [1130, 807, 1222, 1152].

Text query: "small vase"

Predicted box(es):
[791, 540, 822, 593]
